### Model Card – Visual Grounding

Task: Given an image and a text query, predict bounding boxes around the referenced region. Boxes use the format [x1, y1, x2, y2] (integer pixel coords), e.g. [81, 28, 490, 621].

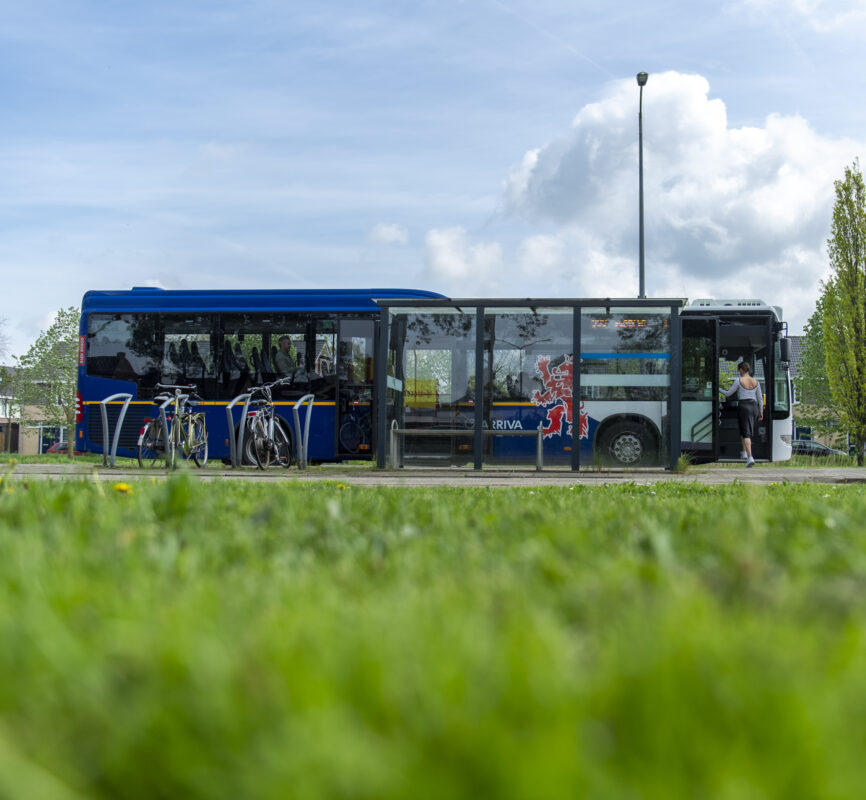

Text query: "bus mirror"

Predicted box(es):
[779, 338, 792, 363]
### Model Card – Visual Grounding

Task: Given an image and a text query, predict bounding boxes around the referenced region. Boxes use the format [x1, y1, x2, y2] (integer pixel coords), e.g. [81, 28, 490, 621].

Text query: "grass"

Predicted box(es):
[1, 452, 107, 465]
[673, 452, 695, 473]
[2, 476, 866, 798]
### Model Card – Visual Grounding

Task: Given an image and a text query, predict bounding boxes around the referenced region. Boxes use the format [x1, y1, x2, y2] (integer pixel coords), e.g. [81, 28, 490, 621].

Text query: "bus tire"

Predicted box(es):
[597, 421, 657, 467]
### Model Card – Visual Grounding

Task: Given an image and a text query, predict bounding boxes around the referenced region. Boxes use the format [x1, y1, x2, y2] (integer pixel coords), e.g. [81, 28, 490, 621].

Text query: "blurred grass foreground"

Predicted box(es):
[2, 474, 866, 799]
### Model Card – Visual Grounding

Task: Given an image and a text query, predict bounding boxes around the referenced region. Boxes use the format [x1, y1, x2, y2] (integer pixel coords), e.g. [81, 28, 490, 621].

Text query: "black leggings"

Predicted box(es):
[738, 399, 760, 439]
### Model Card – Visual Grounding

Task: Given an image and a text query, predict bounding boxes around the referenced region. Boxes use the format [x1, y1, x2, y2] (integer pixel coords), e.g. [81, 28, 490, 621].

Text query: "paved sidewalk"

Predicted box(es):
[5, 462, 866, 487]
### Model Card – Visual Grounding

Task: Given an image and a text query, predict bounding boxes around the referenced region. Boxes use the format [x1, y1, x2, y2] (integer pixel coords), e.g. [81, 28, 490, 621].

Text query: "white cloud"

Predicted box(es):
[736, 0, 866, 33]
[424, 227, 503, 292]
[517, 235, 563, 276]
[368, 222, 409, 246]
[502, 70, 864, 329]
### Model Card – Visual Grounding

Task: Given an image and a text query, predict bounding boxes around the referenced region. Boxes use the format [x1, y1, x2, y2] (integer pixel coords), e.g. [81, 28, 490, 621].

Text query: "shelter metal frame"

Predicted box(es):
[374, 297, 685, 471]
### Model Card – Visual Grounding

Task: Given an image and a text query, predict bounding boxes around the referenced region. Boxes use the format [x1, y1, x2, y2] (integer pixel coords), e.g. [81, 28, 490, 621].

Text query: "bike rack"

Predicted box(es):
[292, 394, 315, 470]
[98, 393, 133, 467]
[226, 392, 253, 468]
[389, 420, 545, 471]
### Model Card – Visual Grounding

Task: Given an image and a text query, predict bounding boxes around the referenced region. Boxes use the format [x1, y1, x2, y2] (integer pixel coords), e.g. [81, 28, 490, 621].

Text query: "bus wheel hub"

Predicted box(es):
[612, 433, 642, 464]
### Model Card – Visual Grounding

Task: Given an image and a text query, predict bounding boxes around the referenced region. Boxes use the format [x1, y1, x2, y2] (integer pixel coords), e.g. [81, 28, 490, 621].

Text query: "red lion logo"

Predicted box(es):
[532, 355, 588, 440]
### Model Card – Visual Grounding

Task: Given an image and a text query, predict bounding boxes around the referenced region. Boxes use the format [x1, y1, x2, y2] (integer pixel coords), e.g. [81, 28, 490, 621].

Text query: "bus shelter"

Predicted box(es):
[374, 298, 685, 471]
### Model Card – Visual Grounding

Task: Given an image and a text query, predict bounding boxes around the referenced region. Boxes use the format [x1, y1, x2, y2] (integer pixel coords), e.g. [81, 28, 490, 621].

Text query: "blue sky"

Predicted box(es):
[2, 0, 865, 357]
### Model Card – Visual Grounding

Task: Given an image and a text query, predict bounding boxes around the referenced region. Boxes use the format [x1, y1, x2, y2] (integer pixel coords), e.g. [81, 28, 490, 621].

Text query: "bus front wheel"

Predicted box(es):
[597, 421, 656, 467]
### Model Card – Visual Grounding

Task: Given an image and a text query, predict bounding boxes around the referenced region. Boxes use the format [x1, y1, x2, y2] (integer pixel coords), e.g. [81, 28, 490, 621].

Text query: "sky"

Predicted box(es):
[2, 0, 865, 359]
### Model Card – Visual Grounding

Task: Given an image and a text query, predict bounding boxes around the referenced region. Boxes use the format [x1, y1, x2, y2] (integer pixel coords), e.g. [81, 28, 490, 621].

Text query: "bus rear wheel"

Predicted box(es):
[598, 421, 656, 467]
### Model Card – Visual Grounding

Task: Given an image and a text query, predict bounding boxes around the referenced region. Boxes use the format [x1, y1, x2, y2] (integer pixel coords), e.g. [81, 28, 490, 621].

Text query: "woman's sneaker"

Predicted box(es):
[740, 450, 748, 460]
[746, 457, 756, 468]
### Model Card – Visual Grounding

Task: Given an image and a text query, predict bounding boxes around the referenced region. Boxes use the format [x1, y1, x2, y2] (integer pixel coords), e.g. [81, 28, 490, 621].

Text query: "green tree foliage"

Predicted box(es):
[11, 307, 81, 459]
[794, 295, 840, 441]
[823, 160, 866, 465]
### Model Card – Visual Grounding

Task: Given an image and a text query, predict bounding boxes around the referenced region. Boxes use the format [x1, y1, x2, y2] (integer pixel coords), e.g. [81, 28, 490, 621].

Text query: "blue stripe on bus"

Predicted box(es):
[581, 352, 671, 359]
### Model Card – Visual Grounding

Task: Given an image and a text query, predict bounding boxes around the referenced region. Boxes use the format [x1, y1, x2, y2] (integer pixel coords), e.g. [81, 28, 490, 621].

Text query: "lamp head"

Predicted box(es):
[637, 72, 649, 87]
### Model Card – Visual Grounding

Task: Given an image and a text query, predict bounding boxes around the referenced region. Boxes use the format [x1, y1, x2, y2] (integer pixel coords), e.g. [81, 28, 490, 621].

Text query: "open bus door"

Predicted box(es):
[680, 316, 719, 461]
[336, 319, 375, 456]
[716, 314, 772, 461]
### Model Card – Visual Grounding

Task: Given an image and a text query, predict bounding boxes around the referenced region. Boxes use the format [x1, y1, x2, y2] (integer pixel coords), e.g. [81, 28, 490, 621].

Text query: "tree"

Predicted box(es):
[11, 307, 81, 459]
[793, 295, 840, 442]
[822, 160, 866, 465]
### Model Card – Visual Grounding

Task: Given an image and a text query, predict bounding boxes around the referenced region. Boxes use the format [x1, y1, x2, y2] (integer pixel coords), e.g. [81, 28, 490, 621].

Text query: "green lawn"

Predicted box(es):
[2, 476, 866, 798]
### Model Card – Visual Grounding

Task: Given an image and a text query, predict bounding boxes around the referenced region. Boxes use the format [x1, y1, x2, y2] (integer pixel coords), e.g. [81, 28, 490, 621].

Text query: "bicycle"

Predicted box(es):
[245, 378, 293, 469]
[339, 392, 372, 454]
[138, 383, 208, 469]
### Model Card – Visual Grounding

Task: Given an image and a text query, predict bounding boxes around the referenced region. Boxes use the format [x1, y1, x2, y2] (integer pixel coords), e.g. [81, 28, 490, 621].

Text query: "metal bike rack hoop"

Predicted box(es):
[156, 395, 178, 467]
[226, 392, 252, 468]
[99, 393, 133, 467]
[292, 394, 315, 470]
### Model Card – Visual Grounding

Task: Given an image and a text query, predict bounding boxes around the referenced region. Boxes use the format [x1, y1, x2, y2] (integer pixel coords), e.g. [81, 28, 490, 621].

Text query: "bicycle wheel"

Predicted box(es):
[138, 421, 166, 468]
[339, 418, 361, 453]
[251, 415, 271, 470]
[190, 415, 208, 467]
[273, 422, 293, 468]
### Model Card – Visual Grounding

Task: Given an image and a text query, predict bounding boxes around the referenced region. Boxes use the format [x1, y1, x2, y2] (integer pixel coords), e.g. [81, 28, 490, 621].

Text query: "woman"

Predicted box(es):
[720, 362, 763, 467]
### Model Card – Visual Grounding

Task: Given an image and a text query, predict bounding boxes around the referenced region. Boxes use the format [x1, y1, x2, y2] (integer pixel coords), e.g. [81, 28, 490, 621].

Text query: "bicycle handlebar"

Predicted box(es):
[152, 390, 203, 405]
[247, 376, 293, 401]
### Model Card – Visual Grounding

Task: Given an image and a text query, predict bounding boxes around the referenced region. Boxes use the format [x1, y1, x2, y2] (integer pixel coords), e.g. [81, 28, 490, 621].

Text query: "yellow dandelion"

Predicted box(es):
[336, 482, 351, 490]
[113, 482, 133, 495]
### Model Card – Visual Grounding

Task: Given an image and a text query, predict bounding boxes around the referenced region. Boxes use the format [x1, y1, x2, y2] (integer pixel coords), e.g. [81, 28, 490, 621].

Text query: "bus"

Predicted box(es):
[74, 289, 792, 469]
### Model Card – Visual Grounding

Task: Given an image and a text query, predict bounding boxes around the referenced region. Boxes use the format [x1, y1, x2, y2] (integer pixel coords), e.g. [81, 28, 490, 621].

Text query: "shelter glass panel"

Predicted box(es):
[483, 308, 573, 464]
[387, 307, 477, 464]
[580, 307, 671, 467]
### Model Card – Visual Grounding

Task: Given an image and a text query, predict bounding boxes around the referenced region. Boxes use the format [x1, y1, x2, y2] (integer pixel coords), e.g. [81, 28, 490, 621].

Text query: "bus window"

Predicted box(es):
[773, 339, 790, 414]
[314, 319, 337, 378]
[163, 315, 217, 397]
[580, 311, 670, 401]
[86, 313, 160, 386]
[263, 315, 310, 398]
[339, 319, 374, 385]
[219, 314, 263, 397]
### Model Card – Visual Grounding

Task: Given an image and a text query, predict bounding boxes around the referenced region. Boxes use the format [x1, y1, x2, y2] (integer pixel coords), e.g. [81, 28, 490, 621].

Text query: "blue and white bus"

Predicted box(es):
[74, 289, 792, 469]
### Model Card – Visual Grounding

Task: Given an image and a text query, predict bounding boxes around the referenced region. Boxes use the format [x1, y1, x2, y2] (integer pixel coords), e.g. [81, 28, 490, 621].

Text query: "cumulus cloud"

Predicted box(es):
[424, 227, 503, 292]
[502, 70, 864, 326]
[368, 222, 409, 246]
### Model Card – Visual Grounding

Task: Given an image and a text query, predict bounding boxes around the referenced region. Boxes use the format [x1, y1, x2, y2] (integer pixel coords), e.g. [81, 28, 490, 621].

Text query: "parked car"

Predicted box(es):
[45, 441, 85, 456]
[791, 440, 848, 458]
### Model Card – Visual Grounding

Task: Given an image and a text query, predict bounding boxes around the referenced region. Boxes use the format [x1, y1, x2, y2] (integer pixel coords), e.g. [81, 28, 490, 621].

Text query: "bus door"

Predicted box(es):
[680, 316, 718, 461]
[717, 314, 771, 461]
[337, 319, 375, 456]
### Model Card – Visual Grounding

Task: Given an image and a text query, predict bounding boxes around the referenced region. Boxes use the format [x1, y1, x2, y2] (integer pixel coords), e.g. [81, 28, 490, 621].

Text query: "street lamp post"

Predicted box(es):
[637, 71, 648, 299]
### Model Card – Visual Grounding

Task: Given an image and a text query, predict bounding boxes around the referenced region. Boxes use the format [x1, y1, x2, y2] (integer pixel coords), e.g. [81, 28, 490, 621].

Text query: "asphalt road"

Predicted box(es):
[6, 463, 866, 487]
